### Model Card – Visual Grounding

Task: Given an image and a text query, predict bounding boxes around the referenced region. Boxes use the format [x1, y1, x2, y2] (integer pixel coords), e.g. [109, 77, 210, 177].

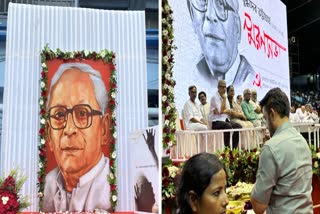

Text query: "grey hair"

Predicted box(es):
[243, 88, 251, 95]
[47, 63, 108, 114]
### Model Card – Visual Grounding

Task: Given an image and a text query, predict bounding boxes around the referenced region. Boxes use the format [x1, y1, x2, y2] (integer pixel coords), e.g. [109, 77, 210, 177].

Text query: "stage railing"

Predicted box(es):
[170, 127, 267, 162]
[170, 122, 320, 162]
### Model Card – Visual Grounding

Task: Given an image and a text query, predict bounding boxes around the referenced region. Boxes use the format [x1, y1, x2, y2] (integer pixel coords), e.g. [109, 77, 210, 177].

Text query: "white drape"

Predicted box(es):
[1, 3, 147, 211]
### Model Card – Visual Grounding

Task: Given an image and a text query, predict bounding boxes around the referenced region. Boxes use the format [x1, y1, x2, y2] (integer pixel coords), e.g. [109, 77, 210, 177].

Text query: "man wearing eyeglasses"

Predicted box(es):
[187, 0, 256, 94]
[43, 63, 111, 212]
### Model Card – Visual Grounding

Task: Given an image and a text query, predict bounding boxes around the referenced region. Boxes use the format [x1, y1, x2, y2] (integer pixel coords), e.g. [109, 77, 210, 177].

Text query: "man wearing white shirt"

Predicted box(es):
[209, 80, 241, 148]
[198, 91, 210, 128]
[296, 105, 310, 122]
[182, 86, 208, 131]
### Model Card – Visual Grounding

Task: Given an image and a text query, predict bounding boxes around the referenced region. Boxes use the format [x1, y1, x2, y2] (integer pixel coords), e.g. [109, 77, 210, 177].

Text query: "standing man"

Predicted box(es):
[251, 88, 313, 214]
[186, 0, 256, 93]
[44, 63, 111, 212]
[209, 80, 241, 148]
[182, 85, 208, 131]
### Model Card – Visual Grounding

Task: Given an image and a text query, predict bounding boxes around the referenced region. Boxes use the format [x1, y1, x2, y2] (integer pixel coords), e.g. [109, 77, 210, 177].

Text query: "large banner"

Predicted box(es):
[169, 0, 289, 112]
[129, 126, 159, 213]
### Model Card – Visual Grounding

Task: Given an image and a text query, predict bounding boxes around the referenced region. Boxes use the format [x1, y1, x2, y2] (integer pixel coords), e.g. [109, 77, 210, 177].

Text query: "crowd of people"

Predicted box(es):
[182, 81, 264, 148]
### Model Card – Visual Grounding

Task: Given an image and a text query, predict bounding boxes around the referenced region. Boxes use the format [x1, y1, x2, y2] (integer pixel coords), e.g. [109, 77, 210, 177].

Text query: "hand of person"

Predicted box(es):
[143, 129, 155, 151]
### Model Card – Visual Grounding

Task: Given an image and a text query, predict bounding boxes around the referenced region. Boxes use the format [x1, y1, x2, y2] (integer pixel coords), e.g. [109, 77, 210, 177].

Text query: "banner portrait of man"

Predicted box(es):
[42, 58, 114, 212]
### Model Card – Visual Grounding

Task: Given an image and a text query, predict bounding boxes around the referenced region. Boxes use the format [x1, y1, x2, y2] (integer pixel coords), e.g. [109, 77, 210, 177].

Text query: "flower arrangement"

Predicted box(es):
[162, 0, 177, 151]
[216, 148, 260, 187]
[311, 145, 320, 178]
[0, 169, 30, 214]
[38, 44, 118, 211]
[162, 159, 182, 209]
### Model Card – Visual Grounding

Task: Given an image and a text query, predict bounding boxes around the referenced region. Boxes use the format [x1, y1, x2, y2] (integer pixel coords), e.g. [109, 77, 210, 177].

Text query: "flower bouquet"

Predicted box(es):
[0, 169, 30, 213]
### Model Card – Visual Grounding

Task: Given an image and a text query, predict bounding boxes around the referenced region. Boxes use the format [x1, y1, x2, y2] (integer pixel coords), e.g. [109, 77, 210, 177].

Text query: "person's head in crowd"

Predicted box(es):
[305, 104, 312, 113]
[260, 87, 290, 137]
[301, 105, 306, 113]
[290, 106, 296, 113]
[176, 153, 228, 214]
[251, 89, 257, 102]
[189, 85, 198, 103]
[243, 88, 251, 102]
[217, 80, 227, 96]
[227, 85, 235, 99]
[186, 0, 241, 75]
[198, 91, 207, 105]
[236, 94, 243, 104]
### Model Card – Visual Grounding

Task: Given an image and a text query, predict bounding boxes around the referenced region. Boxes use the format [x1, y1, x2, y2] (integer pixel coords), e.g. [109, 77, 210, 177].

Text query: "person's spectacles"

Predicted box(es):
[190, 0, 235, 21]
[48, 104, 102, 130]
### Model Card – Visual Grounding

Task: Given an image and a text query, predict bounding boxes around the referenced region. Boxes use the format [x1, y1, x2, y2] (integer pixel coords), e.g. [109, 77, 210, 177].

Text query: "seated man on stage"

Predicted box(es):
[241, 89, 262, 127]
[227, 85, 253, 128]
[43, 63, 111, 212]
[198, 91, 210, 128]
[182, 85, 208, 131]
[210, 80, 241, 148]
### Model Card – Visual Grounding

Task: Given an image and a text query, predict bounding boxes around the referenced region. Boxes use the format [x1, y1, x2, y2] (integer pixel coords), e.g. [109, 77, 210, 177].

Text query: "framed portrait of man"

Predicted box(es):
[38, 47, 117, 212]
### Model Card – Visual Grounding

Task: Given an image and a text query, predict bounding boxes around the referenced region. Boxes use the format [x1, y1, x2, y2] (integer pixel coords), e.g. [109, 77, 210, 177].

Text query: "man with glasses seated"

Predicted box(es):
[43, 63, 111, 212]
[187, 0, 256, 94]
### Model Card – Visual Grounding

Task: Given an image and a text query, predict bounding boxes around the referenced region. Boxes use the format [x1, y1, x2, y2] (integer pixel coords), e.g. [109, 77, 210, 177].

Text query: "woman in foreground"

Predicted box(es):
[176, 153, 229, 214]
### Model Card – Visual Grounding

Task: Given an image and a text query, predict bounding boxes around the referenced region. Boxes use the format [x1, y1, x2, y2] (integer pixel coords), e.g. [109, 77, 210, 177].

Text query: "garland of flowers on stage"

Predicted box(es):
[162, 0, 177, 151]
[38, 44, 118, 211]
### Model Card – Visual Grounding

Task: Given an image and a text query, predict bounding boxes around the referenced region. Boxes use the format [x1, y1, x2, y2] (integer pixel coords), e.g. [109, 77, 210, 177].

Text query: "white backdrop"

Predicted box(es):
[0, 3, 148, 211]
[169, 0, 289, 114]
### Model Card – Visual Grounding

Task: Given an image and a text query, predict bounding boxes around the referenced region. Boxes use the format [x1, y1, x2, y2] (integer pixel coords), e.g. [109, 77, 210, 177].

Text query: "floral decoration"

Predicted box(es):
[217, 148, 260, 187]
[311, 145, 320, 178]
[0, 168, 30, 213]
[162, 159, 182, 209]
[38, 44, 118, 211]
[162, 0, 177, 151]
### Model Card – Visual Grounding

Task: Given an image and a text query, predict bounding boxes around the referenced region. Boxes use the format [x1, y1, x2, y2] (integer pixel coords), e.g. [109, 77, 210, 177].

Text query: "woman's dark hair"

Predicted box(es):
[260, 87, 290, 118]
[176, 153, 225, 214]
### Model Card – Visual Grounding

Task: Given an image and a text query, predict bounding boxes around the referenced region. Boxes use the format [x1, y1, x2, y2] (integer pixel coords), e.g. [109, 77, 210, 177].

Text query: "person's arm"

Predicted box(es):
[251, 197, 267, 214]
[220, 94, 227, 113]
[251, 146, 277, 214]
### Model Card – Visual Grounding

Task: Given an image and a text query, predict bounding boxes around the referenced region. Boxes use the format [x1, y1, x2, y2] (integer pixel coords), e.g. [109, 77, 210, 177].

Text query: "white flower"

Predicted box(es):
[109, 173, 114, 180]
[41, 63, 47, 68]
[40, 81, 45, 88]
[41, 139, 46, 145]
[1, 196, 9, 205]
[170, 103, 175, 109]
[165, 5, 170, 11]
[317, 152, 320, 159]
[84, 50, 90, 56]
[163, 30, 168, 36]
[113, 131, 117, 138]
[163, 56, 168, 62]
[111, 92, 116, 99]
[162, 18, 166, 23]
[37, 192, 43, 198]
[165, 120, 169, 125]
[165, 73, 170, 80]
[40, 118, 46, 125]
[39, 162, 43, 168]
[162, 96, 167, 102]
[166, 106, 171, 112]
[256, 151, 260, 156]
[315, 162, 319, 168]
[101, 50, 106, 58]
[112, 111, 116, 118]
[39, 99, 44, 105]
[168, 141, 173, 147]
[163, 84, 168, 89]
[112, 151, 117, 159]
[70, 52, 74, 58]
[112, 195, 117, 202]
